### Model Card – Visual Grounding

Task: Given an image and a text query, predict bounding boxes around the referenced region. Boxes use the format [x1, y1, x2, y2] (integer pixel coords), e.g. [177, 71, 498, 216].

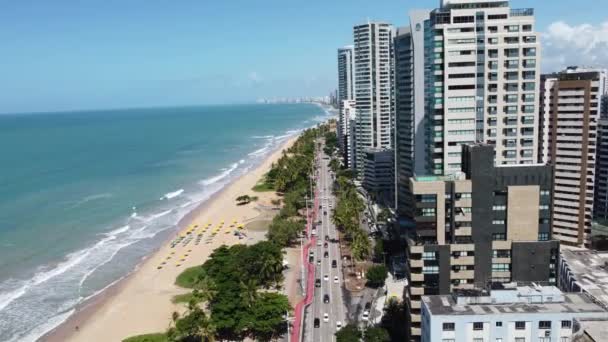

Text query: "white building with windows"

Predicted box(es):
[425, 0, 541, 175]
[353, 21, 395, 176]
[421, 284, 608, 342]
[337, 46, 355, 158]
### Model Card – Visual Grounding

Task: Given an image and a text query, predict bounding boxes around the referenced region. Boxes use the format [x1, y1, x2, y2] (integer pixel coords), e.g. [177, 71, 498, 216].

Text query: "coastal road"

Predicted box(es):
[303, 142, 347, 342]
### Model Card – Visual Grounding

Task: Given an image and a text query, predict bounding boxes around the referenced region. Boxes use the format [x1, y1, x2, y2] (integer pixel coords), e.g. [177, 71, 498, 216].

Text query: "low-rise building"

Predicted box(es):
[421, 285, 608, 342]
[558, 246, 608, 311]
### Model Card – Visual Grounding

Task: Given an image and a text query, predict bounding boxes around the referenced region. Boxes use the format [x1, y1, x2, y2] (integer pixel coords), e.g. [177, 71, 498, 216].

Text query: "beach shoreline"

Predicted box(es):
[41, 135, 301, 342]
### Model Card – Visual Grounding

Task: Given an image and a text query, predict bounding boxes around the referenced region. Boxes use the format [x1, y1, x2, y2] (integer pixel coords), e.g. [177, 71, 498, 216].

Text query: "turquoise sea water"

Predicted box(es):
[0, 103, 329, 341]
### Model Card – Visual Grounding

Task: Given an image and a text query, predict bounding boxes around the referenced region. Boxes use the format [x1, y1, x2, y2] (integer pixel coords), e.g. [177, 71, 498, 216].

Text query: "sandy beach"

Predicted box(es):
[43, 136, 299, 342]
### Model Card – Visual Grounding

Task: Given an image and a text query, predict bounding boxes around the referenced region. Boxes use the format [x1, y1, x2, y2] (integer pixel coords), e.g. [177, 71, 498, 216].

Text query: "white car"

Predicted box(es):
[317, 240, 322, 246]
[323, 313, 329, 322]
[333, 276, 339, 283]
[323, 274, 329, 281]
[336, 321, 342, 330]
[362, 310, 370, 321]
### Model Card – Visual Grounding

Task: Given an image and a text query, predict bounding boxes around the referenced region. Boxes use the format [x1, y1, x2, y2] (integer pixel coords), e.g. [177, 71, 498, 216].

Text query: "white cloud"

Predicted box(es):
[542, 21, 608, 72]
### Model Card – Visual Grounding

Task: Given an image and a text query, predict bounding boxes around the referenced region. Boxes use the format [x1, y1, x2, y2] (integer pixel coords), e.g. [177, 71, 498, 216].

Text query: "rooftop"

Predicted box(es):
[561, 246, 608, 309]
[423, 285, 608, 316]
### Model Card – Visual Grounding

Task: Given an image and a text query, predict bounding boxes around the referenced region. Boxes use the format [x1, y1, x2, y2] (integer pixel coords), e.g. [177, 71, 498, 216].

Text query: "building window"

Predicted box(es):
[538, 338, 550, 342]
[515, 321, 526, 330]
[492, 263, 510, 272]
[540, 190, 550, 196]
[495, 339, 503, 342]
[473, 339, 483, 342]
[492, 250, 511, 258]
[539, 321, 551, 329]
[561, 320, 572, 329]
[443, 322, 455, 331]
[442, 340, 455, 342]
[560, 338, 569, 342]
[422, 252, 437, 260]
[514, 339, 525, 342]
[538, 232, 549, 241]
[473, 322, 484, 330]
[539, 204, 550, 210]
[492, 205, 506, 211]
[496, 321, 502, 327]
[423, 265, 439, 274]
[492, 220, 505, 225]
[492, 233, 506, 241]
[421, 208, 436, 216]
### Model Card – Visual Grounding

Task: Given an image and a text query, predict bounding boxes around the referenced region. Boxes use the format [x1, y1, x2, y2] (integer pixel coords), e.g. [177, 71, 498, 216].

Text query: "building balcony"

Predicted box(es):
[451, 256, 475, 265]
[411, 286, 424, 296]
[410, 259, 423, 268]
[411, 273, 424, 282]
[451, 270, 474, 279]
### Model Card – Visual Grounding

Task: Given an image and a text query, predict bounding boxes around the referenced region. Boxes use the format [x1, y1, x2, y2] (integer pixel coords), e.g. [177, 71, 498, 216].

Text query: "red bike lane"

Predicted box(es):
[290, 181, 319, 342]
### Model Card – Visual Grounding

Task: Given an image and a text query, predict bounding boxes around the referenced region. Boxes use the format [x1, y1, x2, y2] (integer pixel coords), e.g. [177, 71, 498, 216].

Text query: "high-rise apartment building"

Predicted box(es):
[394, 11, 429, 218]
[341, 99, 357, 170]
[425, 0, 541, 175]
[337, 46, 355, 160]
[540, 67, 607, 246]
[353, 22, 395, 176]
[406, 144, 558, 341]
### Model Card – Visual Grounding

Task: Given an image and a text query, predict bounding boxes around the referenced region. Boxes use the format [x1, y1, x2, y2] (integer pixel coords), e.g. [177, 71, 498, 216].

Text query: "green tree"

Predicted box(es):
[380, 298, 408, 341]
[245, 293, 291, 341]
[351, 230, 371, 261]
[363, 327, 390, 342]
[366, 265, 388, 288]
[335, 324, 361, 342]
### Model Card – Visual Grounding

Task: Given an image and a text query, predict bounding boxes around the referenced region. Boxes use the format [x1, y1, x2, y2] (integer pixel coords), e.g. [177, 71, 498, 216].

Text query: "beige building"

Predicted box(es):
[540, 68, 607, 246]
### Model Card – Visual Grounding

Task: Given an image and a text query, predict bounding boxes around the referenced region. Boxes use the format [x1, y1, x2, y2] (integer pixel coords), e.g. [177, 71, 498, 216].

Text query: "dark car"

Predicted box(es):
[315, 279, 321, 288]
[365, 302, 372, 310]
[324, 242, 328, 248]
[323, 294, 330, 303]
[309, 256, 314, 263]
[332, 260, 337, 268]
[324, 251, 329, 258]
[324, 211, 327, 215]
[314, 318, 320, 328]
[325, 235, 329, 241]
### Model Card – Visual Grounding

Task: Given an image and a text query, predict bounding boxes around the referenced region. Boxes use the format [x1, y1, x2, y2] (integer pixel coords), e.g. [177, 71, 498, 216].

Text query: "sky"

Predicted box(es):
[0, 0, 607, 114]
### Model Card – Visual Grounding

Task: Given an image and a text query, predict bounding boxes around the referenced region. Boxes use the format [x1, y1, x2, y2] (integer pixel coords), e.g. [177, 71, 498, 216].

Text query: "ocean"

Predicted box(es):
[0, 103, 330, 342]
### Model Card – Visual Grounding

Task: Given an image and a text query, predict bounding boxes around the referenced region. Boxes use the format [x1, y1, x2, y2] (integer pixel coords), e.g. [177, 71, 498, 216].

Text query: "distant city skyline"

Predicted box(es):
[0, 0, 606, 113]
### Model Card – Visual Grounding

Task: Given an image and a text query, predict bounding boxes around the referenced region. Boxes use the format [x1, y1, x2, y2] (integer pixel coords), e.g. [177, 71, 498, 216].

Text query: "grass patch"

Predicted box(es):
[122, 333, 168, 342]
[171, 292, 195, 304]
[175, 265, 204, 288]
[252, 175, 275, 192]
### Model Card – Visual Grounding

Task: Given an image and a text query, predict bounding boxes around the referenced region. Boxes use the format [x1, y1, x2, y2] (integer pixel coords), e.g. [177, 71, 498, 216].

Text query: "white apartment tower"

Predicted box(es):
[540, 67, 608, 246]
[341, 99, 357, 170]
[426, 0, 541, 175]
[337, 46, 355, 158]
[353, 22, 395, 176]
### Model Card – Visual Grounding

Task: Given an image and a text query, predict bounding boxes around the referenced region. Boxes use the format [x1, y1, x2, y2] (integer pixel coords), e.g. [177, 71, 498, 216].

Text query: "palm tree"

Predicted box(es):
[239, 279, 259, 308]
